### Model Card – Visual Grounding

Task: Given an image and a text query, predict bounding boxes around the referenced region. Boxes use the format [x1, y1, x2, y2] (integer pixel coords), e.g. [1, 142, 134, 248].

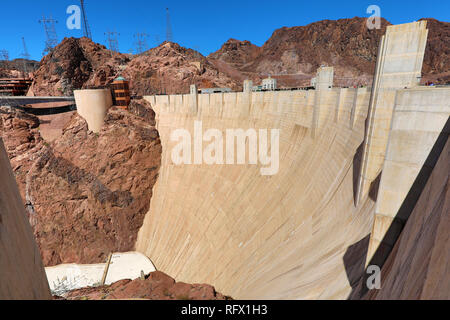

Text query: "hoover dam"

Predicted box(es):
[1, 21, 449, 300]
[137, 21, 449, 299]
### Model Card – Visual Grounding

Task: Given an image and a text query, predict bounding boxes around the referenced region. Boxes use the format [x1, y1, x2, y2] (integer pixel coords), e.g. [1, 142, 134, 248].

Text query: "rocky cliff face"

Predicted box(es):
[0, 59, 39, 78]
[209, 17, 390, 87]
[29, 37, 130, 96]
[0, 107, 43, 202]
[420, 18, 450, 84]
[208, 39, 263, 84]
[0, 100, 161, 266]
[0, 68, 23, 78]
[244, 18, 389, 78]
[122, 42, 239, 95]
[210, 17, 449, 87]
[209, 39, 261, 68]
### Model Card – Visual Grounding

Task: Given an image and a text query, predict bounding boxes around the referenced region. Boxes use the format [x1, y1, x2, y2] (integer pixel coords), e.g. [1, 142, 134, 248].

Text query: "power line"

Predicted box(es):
[134, 33, 148, 55]
[20, 37, 31, 75]
[0, 50, 9, 61]
[104, 31, 120, 54]
[0, 50, 9, 70]
[39, 16, 58, 55]
[166, 8, 173, 42]
[79, 0, 92, 39]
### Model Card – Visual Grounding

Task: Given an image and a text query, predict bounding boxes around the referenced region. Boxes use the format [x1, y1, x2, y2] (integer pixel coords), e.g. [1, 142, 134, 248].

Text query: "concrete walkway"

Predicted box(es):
[45, 252, 156, 296]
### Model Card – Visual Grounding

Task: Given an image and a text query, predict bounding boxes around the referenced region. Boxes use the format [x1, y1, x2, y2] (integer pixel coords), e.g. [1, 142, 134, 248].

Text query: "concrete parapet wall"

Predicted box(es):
[145, 88, 369, 133]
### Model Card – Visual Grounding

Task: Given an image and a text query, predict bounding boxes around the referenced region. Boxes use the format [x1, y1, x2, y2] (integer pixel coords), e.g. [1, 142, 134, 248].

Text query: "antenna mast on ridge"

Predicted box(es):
[166, 8, 173, 42]
[80, 0, 92, 39]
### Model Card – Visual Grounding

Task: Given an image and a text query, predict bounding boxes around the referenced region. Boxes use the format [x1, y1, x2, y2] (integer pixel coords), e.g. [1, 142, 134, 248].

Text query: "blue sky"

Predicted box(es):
[1, 0, 448, 61]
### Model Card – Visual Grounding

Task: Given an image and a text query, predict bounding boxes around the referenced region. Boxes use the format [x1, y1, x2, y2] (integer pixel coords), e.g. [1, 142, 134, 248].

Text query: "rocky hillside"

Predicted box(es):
[0, 99, 161, 266]
[29, 37, 130, 96]
[63, 271, 232, 300]
[0, 68, 24, 78]
[247, 17, 389, 87]
[27, 17, 449, 95]
[122, 42, 240, 95]
[209, 39, 261, 68]
[211, 17, 449, 87]
[0, 59, 39, 78]
[208, 39, 263, 84]
[0, 107, 43, 202]
[420, 18, 450, 84]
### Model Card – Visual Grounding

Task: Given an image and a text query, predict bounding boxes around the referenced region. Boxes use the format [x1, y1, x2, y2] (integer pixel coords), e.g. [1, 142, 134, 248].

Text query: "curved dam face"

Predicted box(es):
[134, 22, 449, 300]
[136, 88, 376, 299]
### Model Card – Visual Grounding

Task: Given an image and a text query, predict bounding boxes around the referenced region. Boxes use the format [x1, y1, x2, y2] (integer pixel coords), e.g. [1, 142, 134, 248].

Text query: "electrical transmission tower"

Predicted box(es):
[80, 0, 92, 39]
[105, 31, 120, 55]
[20, 37, 31, 75]
[39, 16, 58, 55]
[0, 50, 9, 61]
[134, 33, 148, 55]
[153, 35, 161, 46]
[166, 8, 173, 42]
[0, 50, 9, 70]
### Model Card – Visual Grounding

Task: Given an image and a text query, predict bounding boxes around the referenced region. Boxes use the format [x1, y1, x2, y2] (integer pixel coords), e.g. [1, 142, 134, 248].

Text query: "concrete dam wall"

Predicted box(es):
[137, 88, 377, 299]
[135, 23, 449, 298]
[137, 81, 448, 299]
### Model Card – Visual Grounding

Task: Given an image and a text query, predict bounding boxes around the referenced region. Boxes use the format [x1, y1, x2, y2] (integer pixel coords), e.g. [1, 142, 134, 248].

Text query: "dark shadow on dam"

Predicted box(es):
[343, 235, 370, 291]
[352, 142, 364, 206]
[345, 117, 449, 300]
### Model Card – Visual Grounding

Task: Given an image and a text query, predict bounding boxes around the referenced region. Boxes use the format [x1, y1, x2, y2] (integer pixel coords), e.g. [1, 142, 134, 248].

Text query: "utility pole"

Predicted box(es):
[105, 31, 120, 56]
[39, 16, 58, 55]
[79, 0, 92, 39]
[166, 8, 173, 42]
[20, 37, 31, 76]
[134, 33, 148, 55]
